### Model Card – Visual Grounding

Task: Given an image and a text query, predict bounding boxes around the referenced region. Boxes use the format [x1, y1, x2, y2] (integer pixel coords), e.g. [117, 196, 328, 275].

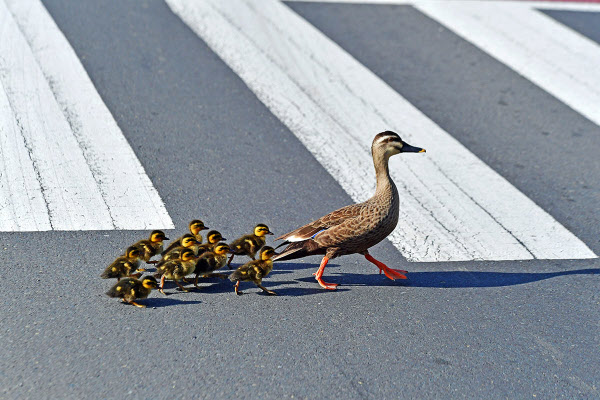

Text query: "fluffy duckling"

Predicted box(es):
[227, 224, 273, 267]
[196, 230, 226, 255]
[155, 248, 199, 294]
[229, 246, 277, 296]
[106, 275, 158, 308]
[155, 234, 200, 269]
[162, 219, 208, 255]
[101, 246, 144, 281]
[130, 230, 169, 264]
[193, 242, 231, 287]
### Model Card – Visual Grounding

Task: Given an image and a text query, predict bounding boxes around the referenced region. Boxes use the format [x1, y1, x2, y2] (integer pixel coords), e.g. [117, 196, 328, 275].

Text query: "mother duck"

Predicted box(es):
[273, 131, 425, 289]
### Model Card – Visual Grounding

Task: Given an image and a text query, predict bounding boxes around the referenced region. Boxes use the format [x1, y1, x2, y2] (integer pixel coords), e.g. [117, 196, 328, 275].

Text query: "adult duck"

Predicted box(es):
[273, 131, 425, 289]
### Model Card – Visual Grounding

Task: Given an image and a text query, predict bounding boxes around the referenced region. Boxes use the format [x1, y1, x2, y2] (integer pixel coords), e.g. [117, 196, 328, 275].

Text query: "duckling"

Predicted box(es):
[106, 275, 158, 308]
[162, 219, 208, 255]
[155, 248, 199, 295]
[229, 246, 277, 296]
[227, 224, 273, 267]
[273, 131, 425, 290]
[101, 246, 144, 281]
[196, 230, 226, 255]
[155, 234, 200, 269]
[193, 242, 231, 287]
[130, 230, 169, 264]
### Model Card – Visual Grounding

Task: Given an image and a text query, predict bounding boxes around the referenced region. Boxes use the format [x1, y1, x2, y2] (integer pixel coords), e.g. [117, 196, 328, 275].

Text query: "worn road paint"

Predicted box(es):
[415, 0, 600, 129]
[166, 0, 596, 261]
[0, 0, 173, 231]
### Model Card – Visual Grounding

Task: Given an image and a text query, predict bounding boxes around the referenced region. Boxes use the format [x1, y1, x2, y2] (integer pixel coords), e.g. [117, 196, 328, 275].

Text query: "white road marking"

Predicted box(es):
[414, 0, 600, 129]
[166, 0, 596, 261]
[0, 0, 173, 231]
[287, 0, 600, 12]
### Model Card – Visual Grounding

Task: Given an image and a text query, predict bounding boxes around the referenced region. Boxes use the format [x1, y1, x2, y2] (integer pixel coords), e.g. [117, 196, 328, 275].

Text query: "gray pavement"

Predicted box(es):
[0, 1, 598, 398]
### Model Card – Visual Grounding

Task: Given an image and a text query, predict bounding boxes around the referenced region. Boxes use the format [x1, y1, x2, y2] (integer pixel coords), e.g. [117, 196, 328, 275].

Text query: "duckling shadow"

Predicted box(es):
[320, 268, 600, 288]
[143, 297, 202, 308]
[269, 286, 350, 296]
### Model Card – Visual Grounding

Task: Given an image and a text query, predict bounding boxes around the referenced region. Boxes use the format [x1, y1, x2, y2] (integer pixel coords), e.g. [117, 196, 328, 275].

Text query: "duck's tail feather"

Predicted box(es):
[272, 239, 324, 262]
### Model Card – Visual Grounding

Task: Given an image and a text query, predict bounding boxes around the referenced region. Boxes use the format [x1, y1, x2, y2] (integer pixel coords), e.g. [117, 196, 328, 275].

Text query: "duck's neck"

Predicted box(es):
[373, 151, 394, 195]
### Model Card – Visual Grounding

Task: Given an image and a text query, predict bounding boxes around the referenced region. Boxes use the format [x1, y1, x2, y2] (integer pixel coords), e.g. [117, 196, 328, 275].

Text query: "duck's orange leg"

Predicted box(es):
[313, 256, 339, 290]
[363, 252, 407, 280]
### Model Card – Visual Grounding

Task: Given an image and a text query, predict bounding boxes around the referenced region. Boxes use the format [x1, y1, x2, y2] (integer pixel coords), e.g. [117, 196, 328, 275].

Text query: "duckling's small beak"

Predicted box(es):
[402, 143, 426, 153]
[221, 237, 227, 241]
[267, 231, 274, 235]
[163, 237, 170, 241]
[201, 226, 209, 230]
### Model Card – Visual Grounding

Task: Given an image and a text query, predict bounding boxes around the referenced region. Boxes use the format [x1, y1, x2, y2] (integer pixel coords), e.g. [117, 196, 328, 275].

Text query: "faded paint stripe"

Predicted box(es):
[415, 1, 600, 129]
[166, 0, 595, 261]
[0, 0, 173, 231]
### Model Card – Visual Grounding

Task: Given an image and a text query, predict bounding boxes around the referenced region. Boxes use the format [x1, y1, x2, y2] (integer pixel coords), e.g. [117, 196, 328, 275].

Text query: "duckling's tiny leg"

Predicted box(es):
[194, 274, 201, 288]
[227, 254, 235, 267]
[313, 256, 338, 290]
[257, 283, 277, 296]
[363, 252, 407, 280]
[159, 275, 167, 295]
[129, 301, 146, 308]
[234, 280, 243, 295]
[174, 280, 189, 292]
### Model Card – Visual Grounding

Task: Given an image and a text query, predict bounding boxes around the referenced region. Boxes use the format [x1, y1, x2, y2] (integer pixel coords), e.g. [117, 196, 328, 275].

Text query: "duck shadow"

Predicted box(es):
[143, 297, 202, 308]
[308, 268, 600, 288]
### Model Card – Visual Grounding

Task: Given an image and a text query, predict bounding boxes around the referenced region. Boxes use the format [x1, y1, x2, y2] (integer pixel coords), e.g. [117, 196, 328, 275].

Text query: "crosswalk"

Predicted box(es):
[0, 0, 173, 231]
[0, 0, 597, 262]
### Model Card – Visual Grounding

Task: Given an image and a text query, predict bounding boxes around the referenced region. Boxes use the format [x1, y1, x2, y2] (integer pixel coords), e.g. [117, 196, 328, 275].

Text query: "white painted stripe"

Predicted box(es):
[287, 0, 600, 12]
[0, 0, 173, 231]
[0, 79, 51, 231]
[166, 0, 596, 261]
[415, 1, 600, 129]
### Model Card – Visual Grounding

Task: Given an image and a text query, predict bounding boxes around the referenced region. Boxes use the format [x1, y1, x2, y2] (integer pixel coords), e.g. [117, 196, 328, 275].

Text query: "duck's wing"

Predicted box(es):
[276, 203, 364, 243]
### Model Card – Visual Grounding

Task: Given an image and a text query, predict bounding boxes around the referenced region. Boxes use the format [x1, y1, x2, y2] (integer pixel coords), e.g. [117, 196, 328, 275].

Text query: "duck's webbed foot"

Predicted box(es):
[363, 252, 407, 280]
[313, 256, 338, 290]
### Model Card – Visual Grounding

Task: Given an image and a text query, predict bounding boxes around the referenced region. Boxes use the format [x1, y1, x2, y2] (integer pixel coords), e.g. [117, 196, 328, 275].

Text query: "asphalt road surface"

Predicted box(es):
[1, 0, 599, 398]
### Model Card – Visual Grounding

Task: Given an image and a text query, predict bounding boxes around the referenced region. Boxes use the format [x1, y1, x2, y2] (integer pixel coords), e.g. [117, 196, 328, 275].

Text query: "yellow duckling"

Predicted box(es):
[162, 219, 208, 255]
[106, 275, 158, 308]
[155, 248, 199, 295]
[155, 234, 200, 268]
[193, 242, 231, 287]
[130, 230, 169, 264]
[101, 246, 144, 281]
[196, 230, 226, 255]
[229, 246, 277, 296]
[227, 224, 273, 267]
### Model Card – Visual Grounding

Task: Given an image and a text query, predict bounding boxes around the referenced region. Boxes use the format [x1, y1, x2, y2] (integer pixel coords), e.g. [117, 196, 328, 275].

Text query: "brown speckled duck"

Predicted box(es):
[273, 131, 425, 290]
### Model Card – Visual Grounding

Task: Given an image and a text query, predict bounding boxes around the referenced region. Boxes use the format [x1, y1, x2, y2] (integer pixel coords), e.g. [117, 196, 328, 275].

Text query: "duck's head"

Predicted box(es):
[150, 230, 169, 243]
[125, 246, 141, 259]
[189, 219, 208, 235]
[372, 131, 425, 159]
[206, 230, 225, 244]
[180, 248, 198, 262]
[254, 224, 274, 237]
[260, 246, 276, 260]
[214, 243, 230, 255]
[141, 276, 158, 290]
[180, 234, 199, 248]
